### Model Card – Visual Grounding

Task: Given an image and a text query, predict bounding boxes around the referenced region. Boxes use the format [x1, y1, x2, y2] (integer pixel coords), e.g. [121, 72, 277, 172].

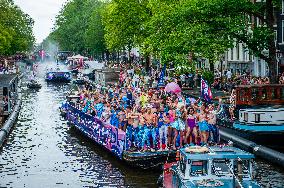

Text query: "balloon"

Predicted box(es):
[165, 82, 181, 94]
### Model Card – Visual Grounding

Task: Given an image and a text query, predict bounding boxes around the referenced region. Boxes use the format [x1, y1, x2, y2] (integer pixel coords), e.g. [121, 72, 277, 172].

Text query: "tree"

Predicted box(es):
[0, 0, 35, 55]
[146, 0, 234, 69]
[102, 0, 151, 65]
[147, 0, 278, 81]
[85, 1, 107, 59]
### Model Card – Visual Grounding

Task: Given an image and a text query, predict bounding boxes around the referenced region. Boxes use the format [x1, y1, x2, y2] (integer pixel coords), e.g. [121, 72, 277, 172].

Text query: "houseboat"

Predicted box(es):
[0, 74, 19, 119]
[217, 84, 284, 148]
[161, 146, 260, 188]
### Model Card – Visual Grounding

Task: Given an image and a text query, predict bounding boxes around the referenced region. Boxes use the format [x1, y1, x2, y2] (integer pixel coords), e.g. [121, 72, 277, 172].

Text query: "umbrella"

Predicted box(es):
[165, 82, 181, 94]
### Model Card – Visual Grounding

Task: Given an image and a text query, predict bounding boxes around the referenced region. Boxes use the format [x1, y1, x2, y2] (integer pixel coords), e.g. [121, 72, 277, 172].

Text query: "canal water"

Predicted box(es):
[0, 62, 284, 188]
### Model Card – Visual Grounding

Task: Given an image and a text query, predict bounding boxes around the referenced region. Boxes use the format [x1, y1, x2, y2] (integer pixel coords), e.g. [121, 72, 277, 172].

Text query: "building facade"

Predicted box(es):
[224, 1, 283, 77]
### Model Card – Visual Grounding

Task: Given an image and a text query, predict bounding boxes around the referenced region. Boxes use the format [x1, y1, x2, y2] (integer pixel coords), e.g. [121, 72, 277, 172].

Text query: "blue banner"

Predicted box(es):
[157, 64, 166, 87]
[65, 103, 127, 158]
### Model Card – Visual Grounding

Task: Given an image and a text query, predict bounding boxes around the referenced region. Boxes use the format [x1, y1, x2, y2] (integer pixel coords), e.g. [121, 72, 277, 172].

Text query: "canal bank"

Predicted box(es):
[0, 74, 22, 148]
[0, 62, 283, 187]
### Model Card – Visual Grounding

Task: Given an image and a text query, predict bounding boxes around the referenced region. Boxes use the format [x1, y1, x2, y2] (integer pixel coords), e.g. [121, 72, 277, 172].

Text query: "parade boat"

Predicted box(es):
[45, 67, 72, 82]
[217, 84, 284, 148]
[161, 146, 260, 188]
[62, 102, 176, 170]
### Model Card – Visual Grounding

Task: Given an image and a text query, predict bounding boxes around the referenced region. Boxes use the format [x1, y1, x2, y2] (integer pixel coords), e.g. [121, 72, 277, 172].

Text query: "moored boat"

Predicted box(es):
[217, 84, 284, 149]
[27, 80, 42, 89]
[161, 146, 260, 188]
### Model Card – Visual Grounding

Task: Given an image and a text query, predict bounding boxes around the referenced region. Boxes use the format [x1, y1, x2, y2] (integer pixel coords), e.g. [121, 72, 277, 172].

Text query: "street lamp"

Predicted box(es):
[220, 56, 225, 82]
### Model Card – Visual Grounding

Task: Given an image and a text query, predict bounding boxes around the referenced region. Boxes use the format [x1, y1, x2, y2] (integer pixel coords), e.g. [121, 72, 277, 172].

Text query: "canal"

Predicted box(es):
[0, 62, 284, 187]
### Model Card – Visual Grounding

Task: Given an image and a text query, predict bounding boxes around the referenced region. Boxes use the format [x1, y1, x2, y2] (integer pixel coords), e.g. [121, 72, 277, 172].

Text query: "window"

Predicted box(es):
[282, 0, 284, 14]
[190, 160, 208, 176]
[282, 20, 284, 43]
[255, 114, 260, 123]
[233, 159, 251, 179]
[244, 113, 248, 122]
[212, 159, 231, 176]
[179, 155, 186, 175]
[236, 43, 240, 60]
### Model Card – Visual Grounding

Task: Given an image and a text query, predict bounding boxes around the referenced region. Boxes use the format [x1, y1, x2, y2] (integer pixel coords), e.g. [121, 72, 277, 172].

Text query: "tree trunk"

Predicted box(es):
[117, 51, 120, 63]
[266, 0, 277, 83]
[106, 50, 110, 62]
[128, 49, 131, 65]
[209, 59, 214, 72]
[145, 55, 151, 74]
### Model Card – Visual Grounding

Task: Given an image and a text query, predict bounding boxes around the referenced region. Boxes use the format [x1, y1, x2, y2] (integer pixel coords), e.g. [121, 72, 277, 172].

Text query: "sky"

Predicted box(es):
[14, 0, 67, 44]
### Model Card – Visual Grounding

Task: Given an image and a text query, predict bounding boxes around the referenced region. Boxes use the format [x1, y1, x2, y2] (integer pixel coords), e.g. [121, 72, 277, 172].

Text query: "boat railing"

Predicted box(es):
[236, 85, 284, 106]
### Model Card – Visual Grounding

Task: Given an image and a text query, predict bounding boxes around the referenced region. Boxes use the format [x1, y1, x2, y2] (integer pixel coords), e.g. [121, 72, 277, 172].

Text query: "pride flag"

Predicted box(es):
[201, 78, 213, 102]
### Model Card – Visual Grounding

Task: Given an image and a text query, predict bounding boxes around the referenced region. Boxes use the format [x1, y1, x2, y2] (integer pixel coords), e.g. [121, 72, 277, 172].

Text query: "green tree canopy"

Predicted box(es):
[0, 0, 35, 55]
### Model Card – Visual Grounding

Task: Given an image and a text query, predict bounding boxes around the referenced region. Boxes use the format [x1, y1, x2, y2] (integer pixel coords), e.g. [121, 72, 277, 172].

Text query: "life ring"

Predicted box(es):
[64, 73, 70, 78]
[47, 73, 55, 80]
[184, 146, 209, 153]
[197, 179, 224, 187]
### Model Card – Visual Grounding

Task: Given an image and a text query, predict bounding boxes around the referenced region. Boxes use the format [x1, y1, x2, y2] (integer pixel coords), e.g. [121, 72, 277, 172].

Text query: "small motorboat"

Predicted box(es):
[27, 80, 42, 89]
[160, 146, 260, 188]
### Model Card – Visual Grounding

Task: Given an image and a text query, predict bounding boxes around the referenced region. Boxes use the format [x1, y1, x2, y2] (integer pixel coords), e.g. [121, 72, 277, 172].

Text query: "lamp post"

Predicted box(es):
[220, 56, 225, 83]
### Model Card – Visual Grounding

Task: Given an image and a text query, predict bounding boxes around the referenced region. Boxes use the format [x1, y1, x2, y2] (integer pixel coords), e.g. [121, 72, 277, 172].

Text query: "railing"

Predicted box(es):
[65, 103, 128, 159]
[236, 85, 284, 106]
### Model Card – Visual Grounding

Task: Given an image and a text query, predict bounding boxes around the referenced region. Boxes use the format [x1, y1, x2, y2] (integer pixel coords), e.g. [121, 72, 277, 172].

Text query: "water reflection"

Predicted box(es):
[0, 62, 283, 188]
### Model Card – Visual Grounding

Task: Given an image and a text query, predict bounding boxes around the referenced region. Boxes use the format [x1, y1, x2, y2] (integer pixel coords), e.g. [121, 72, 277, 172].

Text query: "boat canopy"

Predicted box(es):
[236, 84, 284, 106]
[180, 146, 254, 160]
[67, 54, 88, 60]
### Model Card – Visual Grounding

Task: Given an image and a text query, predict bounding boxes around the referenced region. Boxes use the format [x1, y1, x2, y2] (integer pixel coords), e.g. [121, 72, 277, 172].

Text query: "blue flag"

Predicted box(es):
[158, 64, 166, 87]
[201, 78, 213, 102]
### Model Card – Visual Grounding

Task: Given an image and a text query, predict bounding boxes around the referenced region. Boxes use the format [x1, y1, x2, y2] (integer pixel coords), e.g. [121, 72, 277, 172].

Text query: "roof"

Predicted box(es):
[180, 146, 254, 160]
[237, 84, 284, 88]
[0, 74, 18, 87]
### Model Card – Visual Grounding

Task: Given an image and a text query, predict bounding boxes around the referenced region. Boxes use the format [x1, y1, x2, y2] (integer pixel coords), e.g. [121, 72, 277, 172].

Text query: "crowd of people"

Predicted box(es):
[69, 68, 221, 152]
[0, 59, 18, 74]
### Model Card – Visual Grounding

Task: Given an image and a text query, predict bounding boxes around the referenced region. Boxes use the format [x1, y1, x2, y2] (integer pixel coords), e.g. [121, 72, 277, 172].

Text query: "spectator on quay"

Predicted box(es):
[226, 69, 232, 81]
[279, 73, 284, 84]
[229, 89, 236, 120]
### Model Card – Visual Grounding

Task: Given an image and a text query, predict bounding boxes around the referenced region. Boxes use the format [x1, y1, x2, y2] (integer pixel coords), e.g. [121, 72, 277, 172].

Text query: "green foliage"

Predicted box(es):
[102, 0, 151, 52]
[0, 0, 35, 55]
[47, 0, 278, 81]
[85, 2, 106, 57]
[52, 0, 106, 54]
[202, 70, 214, 84]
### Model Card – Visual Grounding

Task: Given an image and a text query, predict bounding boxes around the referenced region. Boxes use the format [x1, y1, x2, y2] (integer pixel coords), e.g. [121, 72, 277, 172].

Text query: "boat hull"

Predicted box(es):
[219, 125, 284, 149]
[123, 150, 176, 170]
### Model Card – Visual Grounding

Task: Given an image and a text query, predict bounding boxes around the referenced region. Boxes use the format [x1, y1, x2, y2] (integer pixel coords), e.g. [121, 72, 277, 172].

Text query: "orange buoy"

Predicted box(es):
[175, 150, 180, 161]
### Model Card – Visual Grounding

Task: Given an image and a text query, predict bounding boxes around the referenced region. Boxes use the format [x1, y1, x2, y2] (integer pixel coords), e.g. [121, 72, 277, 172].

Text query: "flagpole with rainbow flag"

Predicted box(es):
[201, 77, 213, 102]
